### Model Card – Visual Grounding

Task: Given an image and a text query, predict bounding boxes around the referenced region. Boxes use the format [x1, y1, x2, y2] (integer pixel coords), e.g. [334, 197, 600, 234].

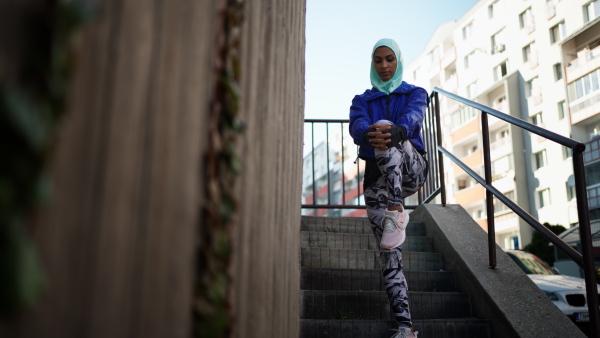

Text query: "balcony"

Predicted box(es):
[490, 137, 511, 159]
[566, 45, 600, 83]
[530, 92, 542, 106]
[428, 61, 441, 79]
[452, 149, 482, 177]
[523, 23, 535, 35]
[527, 57, 539, 70]
[443, 74, 458, 92]
[441, 47, 456, 69]
[451, 116, 480, 144]
[491, 101, 507, 113]
[455, 183, 485, 206]
[570, 92, 600, 124]
[494, 211, 518, 233]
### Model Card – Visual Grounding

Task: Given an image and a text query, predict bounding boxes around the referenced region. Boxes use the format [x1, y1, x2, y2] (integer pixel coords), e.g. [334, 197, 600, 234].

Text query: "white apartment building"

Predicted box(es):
[406, 0, 600, 250]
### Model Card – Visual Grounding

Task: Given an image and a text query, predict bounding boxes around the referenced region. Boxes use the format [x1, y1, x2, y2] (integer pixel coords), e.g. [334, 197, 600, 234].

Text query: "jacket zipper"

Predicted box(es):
[386, 95, 391, 120]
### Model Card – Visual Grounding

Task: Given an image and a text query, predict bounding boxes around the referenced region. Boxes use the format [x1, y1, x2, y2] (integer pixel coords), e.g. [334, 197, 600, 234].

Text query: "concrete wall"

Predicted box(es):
[411, 204, 586, 338]
[2, 0, 304, 337]
[231, 0, 305, 337]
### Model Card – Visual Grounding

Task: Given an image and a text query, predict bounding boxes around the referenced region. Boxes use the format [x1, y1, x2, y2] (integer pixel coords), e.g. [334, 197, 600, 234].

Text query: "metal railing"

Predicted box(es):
[430, 87, 599, 337]
[301, 87, 600, 335]
[302, 110, 442, 212]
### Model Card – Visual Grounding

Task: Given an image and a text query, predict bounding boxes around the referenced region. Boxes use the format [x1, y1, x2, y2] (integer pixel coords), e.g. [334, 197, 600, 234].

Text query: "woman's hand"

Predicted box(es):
[368, 123, 392, 150]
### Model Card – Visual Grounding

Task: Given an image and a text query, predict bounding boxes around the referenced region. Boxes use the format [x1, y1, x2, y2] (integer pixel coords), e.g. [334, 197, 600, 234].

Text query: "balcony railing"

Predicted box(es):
[570, 92, 600, 124]
[566, 45, 600, 83]
[441, 47, 456, 69]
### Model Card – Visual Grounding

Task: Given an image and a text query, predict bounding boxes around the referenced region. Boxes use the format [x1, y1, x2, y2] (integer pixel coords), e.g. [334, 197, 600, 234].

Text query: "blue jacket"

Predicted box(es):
[349, 81, 428, 159]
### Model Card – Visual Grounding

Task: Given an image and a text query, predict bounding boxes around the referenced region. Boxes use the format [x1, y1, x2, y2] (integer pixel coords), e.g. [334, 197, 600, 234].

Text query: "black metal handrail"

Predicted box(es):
[302, 110, 442, 213]
[431, 86, 599, 337]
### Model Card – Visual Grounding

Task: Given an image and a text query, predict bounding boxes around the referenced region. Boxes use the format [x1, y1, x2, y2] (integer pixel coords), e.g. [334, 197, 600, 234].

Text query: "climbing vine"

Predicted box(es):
[0, 0, 94, 320]
[194, 0, 246, 337]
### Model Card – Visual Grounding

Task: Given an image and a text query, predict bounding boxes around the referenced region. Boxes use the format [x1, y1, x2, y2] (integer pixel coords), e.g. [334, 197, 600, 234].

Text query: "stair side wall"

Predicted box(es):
[411, 204, 586, 338]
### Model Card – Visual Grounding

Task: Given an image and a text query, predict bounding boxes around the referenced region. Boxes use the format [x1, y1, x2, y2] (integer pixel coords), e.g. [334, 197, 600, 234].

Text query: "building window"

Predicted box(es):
[558, 100, 567, 119]
[585, 161, 600, 186]
[428, 46, 440, 64]
[553, 62, 563, 81]
[491, 29, 506, 54]
[489, 0, 501, 19]
[450, 106, 477, 130]
[538, 188, 551, 208]
[494, 61, 508, 82]
[522, 42, 538, 67]
[413, 67, 420, 81]
[464, 50, 476, 69]
[533, 150, 547, 170]
[463, 21, 474, 40]
[511, 236, 520, 250]
[567, 69, 600, 101]
[525, 77, 539, 98]
[467, 81, 478, 98]
[546, 0, 557, 19]
[550, 21, 566, 44]
[457, 176, 476, 190]
[494, 190, 515, 213]
[584, 0, 600, 23]
[562, 146, 572, 160]
[530, 112, 543, 126]
[566, 183, 576, 201]
[519, 7, 535, 33]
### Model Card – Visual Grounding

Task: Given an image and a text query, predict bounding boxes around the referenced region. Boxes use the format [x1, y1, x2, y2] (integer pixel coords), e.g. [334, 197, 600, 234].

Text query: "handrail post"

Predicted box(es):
[326, 123, 331, 206]
[341, 122, 346, 205]
[434, 92, 446, 206]
[573, 150, 600, 337]
[311, 122, 317, 216]
[481, 112, 496, 269]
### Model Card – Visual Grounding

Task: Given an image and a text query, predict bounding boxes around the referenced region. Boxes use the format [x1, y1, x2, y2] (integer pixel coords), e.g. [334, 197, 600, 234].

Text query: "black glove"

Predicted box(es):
[388, 124, 407, 146]
[361, 125, 407, 147]
[361, 127, 376, 144]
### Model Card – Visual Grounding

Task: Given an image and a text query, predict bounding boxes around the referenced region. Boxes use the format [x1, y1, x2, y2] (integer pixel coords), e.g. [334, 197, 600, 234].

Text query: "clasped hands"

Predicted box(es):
[367, 123, 392, 150]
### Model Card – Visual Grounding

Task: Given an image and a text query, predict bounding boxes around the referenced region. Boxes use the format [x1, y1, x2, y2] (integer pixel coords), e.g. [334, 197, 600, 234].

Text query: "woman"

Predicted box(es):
[349, 38, 428, 338]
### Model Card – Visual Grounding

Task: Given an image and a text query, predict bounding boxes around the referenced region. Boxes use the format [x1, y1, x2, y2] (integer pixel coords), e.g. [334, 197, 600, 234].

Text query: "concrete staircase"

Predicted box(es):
[299, 215, 491, 338]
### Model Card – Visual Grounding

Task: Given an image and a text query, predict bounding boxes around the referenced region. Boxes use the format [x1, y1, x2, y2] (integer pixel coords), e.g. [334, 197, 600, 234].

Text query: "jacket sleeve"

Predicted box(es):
[349, 94, 373, 147]
[396, 87, 428, 140]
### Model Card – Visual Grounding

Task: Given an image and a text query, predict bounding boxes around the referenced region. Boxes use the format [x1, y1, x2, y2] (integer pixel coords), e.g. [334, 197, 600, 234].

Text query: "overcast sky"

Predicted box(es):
[304, 0, 480, 120]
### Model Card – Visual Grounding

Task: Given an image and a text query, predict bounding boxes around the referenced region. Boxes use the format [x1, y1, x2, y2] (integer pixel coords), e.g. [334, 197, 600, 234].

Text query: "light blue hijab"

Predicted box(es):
[370, 38, 404, 94]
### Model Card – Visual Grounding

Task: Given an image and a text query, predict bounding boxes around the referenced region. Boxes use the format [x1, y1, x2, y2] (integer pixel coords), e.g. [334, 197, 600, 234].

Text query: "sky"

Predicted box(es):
[304, 0, 480, 120]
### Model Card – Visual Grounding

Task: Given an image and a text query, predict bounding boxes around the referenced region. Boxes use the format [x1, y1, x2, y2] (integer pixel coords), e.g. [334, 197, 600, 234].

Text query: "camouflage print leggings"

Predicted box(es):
[364, 140, 427, 328]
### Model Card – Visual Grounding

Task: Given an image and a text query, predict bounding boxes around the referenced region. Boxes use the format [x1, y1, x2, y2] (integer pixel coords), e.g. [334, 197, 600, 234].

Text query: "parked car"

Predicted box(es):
[506, 250, 599, 323]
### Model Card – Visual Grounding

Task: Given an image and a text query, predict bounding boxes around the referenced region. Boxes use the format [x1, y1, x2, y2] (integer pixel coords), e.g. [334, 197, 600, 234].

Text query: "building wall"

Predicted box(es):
[3, 0, 305, 337]
[406, 0, 600, 249]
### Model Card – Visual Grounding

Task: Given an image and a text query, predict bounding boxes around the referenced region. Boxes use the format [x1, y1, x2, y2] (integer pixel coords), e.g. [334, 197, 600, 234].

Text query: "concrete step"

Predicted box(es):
[300, 318, 492, 338]
[301, 290, 471, 320]
[301, 247, 443, 270]
[301, 231, 433, 252]
[301, 268, 456, 292]
[301, 216, 424, 237]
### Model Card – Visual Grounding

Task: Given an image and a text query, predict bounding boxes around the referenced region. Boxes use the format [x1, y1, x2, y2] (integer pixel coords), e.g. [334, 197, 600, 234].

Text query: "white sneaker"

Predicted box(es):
[380, 209, 409, 250]
[391, 327, 418, 338]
